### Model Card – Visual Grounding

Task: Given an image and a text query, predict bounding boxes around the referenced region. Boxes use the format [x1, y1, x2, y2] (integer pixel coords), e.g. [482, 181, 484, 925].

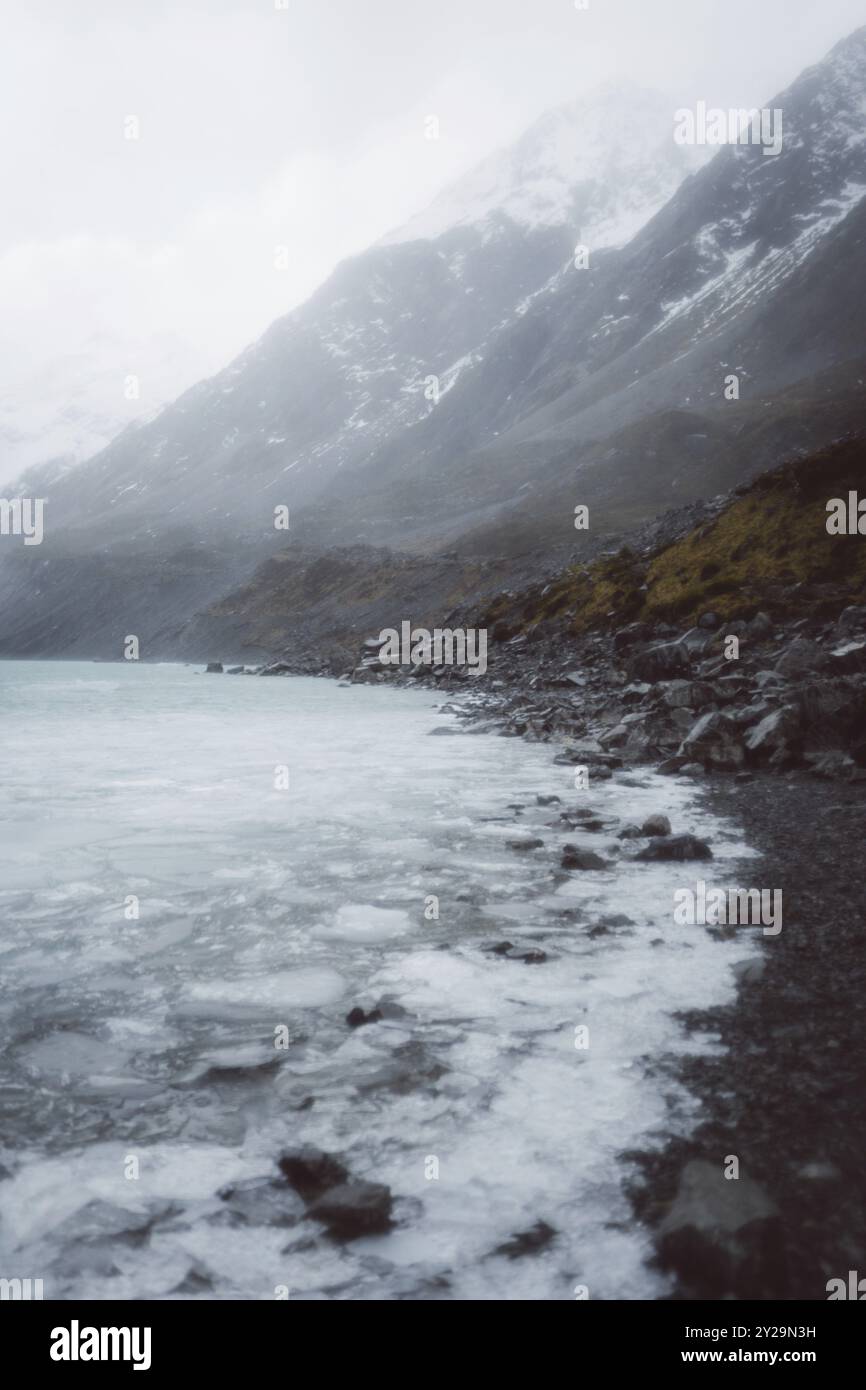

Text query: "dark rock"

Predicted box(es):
[628, 641, 691, 684]
[617, 824, 643, 839]
[747, 611, 774, 639]
[657, 1160, 783, 1298]
[622, 681, 652, 704]
[837, 605, 866, 634]
[493, 1220, 557, 1259]
[679, 626, 714, 654]
[774, 637, 826, 676]
[595, 912, 634, 928]
[561, 846, 609, 870]
[659, 679, 713, 710]
[346, 1007, 384, 1028]
[804, 750, 866, 780]
[698, 612, 721, 630]
[536, 794, 561, 806]
[636, 833, 712, 861]
[507, 837, 543, 851]
[744, 706, 800, 765]
[828, 639, 866, 673]
[504, 947, 548, 964]
[678, 711, 745, 770]
[613, 622, 652, 652]
[277, 1147, 349, 1202]
[732, 957, 766, 985]
[641, 813, 671, 837]
[306, 1181, 393, 1240]
[205, 662, 223, 673]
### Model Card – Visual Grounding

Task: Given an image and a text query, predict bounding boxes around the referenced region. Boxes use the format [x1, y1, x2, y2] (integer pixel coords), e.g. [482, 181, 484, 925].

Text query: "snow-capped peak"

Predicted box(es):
[383, 84, 709, 250]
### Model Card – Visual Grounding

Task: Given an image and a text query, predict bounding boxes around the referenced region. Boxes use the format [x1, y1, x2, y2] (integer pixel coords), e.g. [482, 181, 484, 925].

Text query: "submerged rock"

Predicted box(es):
[306, 1181, 393, 1240]
[561, 846, 608, 871]
[636, 834, 712, 862]
[503, 946, 548, 964]
[277, 1147, 349, 1202]
[493, 1219, 557, 1259]
[346, 1006, 384, 1028]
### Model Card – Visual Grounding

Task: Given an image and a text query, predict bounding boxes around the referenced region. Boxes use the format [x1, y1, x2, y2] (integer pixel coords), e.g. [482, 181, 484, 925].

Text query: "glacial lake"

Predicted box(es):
[0, 660, 758, 1299]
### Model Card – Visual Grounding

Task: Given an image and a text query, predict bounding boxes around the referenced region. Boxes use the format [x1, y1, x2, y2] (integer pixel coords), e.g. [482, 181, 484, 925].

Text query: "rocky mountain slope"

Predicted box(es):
[2, 28, 866, 659]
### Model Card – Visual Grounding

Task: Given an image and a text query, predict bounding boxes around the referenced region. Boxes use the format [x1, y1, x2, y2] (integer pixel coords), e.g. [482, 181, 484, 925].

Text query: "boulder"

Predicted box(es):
[657, 1160, 782, 1298]
[678, 711, 745, 770]
[747, 611, 774, 639]
[679, 626, 714, 654]
[804, 750, 866, 781]
[744, 706, 801, 765]
[837, 605, 866, 634]
[627, 641, 691, 684]
[205, 662, 223, 673]
[659, 680, 713, 710]
[622, 681, 652, 704]
[774, 637, 826, 677]
[641, 814, 671, 837]
[828, 640, 866, 674]
[612, 622, 651, 652]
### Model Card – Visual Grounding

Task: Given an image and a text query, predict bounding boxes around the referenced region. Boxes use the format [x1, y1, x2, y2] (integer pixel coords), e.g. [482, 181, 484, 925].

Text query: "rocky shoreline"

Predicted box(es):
[254, 595, 865, 1296]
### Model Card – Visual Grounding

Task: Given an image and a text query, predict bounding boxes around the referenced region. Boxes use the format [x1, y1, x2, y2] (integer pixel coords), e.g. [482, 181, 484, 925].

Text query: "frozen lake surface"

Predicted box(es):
[0, 661, 759, 1299]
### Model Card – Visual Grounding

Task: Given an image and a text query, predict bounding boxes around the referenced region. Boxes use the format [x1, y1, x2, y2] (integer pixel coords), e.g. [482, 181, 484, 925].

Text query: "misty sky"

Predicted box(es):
[1, 0, 864, 481]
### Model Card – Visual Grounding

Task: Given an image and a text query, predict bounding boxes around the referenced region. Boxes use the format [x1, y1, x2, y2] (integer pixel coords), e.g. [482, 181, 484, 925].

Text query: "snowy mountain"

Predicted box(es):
[384, 85, 708, 248]
[2, 27, 866, 658]
[0, 331, 203, 488]
[3, 82, 702, 552]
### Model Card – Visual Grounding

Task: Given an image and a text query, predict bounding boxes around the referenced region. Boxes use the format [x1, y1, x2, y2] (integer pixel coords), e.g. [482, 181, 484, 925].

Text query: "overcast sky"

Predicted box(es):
[1, 0, 864, 480]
